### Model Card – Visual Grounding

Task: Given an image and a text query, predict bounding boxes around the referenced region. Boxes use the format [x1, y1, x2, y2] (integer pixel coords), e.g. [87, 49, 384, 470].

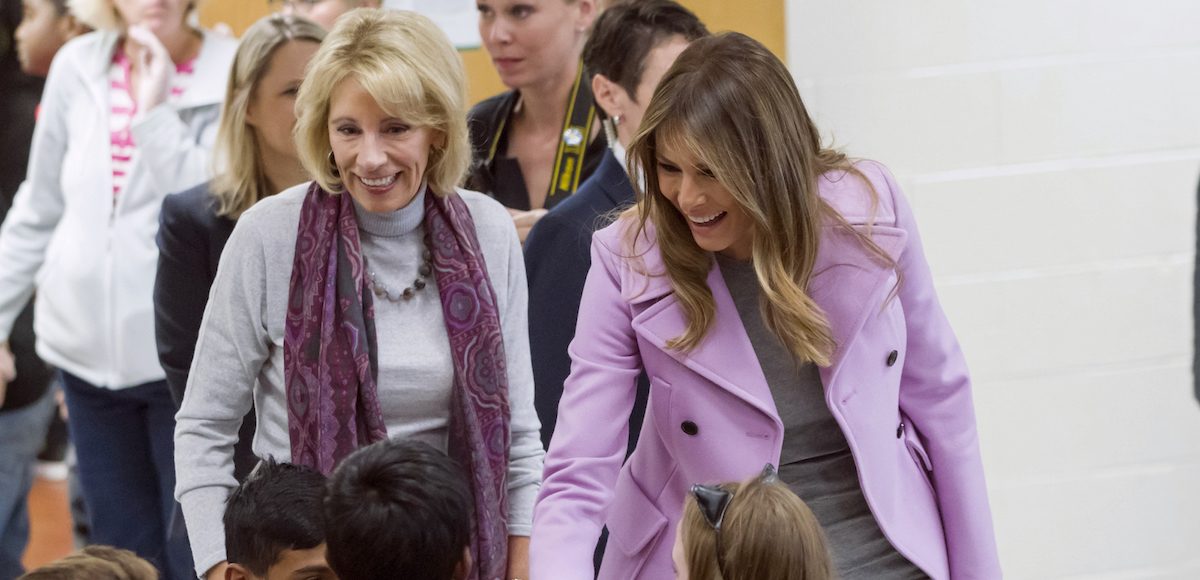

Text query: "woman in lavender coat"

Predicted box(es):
[531, 33, 1002, 579]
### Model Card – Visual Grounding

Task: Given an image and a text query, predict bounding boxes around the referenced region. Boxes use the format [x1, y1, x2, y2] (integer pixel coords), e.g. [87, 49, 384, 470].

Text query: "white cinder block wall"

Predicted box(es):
[784, 1, 1200, 578]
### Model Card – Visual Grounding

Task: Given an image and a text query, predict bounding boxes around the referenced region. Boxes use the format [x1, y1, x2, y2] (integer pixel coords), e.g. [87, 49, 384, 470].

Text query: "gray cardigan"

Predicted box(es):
[173, 183, 544, 577]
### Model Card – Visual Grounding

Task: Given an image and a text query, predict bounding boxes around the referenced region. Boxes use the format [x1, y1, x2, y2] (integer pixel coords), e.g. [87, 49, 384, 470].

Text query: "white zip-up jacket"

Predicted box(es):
[0, 30, 236, 388]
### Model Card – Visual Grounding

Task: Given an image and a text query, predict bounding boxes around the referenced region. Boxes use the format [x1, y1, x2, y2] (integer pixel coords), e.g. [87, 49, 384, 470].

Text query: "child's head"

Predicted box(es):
[223, 459, 334, 580]
[14, 0, 88, 77]
[19, 545, 158, 579]
[674, 465, 834, 580]
[324, 438, 473, 580]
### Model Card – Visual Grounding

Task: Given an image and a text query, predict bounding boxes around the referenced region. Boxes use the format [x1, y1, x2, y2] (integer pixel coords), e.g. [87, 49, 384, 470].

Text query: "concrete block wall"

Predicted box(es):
[784, 1, 1200, 577]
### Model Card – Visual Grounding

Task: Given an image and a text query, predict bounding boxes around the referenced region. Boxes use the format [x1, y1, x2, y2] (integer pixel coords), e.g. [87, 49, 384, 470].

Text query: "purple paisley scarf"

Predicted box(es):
[284, 182, 511, 580]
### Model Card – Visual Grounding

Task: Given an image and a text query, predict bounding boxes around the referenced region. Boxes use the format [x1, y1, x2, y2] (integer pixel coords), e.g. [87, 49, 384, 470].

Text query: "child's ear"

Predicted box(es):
[452, 547, 472, 580]
[225, 563, 254, 580]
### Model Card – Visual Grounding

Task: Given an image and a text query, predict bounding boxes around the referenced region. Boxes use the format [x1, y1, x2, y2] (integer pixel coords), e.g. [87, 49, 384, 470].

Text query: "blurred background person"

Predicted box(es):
[524, 0, 707, 450]
[0, 0, 237, 576]
[0, 1, 75, 575]
[468, 0, 602, 241]
[14, 0, 88, 78]
[155, 12, 324, 483]
[174, 10, 543, 580]
[268, 0, 378, 30]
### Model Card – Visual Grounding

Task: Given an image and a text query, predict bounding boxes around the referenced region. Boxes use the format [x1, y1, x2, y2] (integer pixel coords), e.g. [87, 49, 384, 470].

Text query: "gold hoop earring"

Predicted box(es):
[328, 151, 340, 178]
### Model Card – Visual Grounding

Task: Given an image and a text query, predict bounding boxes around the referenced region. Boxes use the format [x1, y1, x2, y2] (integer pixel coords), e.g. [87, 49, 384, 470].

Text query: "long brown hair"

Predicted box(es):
[681, 475, 834, 580]
[626, 32, 895, 366]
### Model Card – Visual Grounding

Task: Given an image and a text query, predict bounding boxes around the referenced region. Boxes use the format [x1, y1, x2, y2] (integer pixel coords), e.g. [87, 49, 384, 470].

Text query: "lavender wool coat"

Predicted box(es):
[530, 161, 1002, 579]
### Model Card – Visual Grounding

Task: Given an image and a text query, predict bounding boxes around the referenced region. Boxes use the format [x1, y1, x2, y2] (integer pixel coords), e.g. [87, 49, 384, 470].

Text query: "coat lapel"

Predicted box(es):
[625, 220, 907, 418]
[811, 224, 907, 397]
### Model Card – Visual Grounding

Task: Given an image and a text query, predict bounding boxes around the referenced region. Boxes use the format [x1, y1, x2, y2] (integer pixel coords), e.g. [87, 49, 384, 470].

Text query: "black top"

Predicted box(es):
[154, 181, 257, 479]
[466, 90, 607, 211]
[0, 0, 53, 412]
[523, 151, 648, 452]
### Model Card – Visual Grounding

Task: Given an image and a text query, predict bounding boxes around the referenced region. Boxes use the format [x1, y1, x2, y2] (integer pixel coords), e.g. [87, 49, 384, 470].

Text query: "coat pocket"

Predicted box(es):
[607, 471, 668, 556]
[899, 418, 935, 495]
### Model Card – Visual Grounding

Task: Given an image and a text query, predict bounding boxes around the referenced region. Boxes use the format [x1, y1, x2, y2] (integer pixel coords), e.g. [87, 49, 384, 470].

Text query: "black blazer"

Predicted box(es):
[466, 90, 607, 211]
[154, 181, 256, 479]
[523, 151, 649, 451]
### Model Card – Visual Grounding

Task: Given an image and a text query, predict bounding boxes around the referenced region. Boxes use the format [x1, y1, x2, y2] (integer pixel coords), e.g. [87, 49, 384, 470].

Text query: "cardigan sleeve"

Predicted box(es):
[481, 196, 545, 536]
[174, 210, 271, 578]
[882, 163, 1002, 578]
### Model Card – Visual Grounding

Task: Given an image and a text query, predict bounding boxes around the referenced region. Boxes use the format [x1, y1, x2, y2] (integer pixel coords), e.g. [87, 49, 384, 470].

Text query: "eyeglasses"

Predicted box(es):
[689, 463, 779, 578]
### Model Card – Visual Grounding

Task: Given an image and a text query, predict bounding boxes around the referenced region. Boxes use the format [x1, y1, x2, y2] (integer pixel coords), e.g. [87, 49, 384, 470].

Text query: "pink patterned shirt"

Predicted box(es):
[108, 46, 196, 203]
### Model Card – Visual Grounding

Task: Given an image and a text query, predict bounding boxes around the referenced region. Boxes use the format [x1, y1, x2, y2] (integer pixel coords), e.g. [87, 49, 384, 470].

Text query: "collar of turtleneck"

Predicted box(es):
[350, 183, 428, 239]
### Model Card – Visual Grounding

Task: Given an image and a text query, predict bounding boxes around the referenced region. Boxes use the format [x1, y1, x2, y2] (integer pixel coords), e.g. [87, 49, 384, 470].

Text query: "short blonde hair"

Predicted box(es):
[211, 14, 325, 219]
[294, 9, 470, 196]
[68, 0, 202, 31]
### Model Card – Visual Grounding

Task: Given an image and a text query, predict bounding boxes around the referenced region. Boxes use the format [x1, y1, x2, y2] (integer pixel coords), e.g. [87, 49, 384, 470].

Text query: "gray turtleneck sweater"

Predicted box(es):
[174, 183, 544, 577]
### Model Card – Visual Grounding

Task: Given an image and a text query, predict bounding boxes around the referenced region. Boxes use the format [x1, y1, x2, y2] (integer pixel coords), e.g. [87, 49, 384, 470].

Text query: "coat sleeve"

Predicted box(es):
[154, 190, 211, 406]
[530, 228, 642, 580]
[884, 166, 1003, 578]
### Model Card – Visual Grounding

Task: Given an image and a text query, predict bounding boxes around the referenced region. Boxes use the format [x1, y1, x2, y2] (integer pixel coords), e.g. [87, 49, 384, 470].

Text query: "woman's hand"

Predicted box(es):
[507, 535, 530, 579]
[127, 25, 173, 113]
[508, 208, 548, 244]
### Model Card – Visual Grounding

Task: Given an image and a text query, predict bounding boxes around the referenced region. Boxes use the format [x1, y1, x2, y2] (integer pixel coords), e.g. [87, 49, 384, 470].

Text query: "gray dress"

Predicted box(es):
[717, 254, 928, 579]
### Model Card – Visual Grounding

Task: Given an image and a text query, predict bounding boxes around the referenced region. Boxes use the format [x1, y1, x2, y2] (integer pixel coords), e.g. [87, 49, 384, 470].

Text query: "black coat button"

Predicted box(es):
[886, 350, 899, 367]
[681, 421, 699, 436]
[896, 421, 904, 438]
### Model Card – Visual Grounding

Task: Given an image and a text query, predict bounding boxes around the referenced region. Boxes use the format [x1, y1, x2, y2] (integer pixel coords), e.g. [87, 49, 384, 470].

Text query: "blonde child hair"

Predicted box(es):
[679, 465, 834, 580]
[19, 545, 158, 580]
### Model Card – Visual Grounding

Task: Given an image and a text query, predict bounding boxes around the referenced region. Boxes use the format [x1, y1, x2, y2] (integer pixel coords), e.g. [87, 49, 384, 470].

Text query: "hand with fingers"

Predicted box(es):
[127, 25, 174, 113]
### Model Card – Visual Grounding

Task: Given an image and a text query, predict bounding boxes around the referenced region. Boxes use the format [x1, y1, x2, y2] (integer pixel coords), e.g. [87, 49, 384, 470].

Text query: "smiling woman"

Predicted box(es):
[531, 32, 1001, 580]
[175, 9, 544, 580]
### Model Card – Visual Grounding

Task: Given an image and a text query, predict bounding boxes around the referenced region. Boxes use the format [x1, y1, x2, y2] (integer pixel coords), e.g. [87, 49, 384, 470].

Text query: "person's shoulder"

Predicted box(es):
[49, 31, 116, 78]
[456, 187, 512, 236]
[161, 181, 217, 225]
[201, 28, 240, 53]
[818, 159, 900, 225]
[237, 181, 309, 229]
[468, 91, 516, 123]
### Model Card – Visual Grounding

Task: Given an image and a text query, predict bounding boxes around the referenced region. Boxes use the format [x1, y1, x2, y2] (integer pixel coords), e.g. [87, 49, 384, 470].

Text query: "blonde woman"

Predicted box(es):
[0, 0, 235, 577]
[532, 33, 1001, 579]
[673, 465, 833, 580]
[174, 10, 543, 580]
[154, 13, 324, 481]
